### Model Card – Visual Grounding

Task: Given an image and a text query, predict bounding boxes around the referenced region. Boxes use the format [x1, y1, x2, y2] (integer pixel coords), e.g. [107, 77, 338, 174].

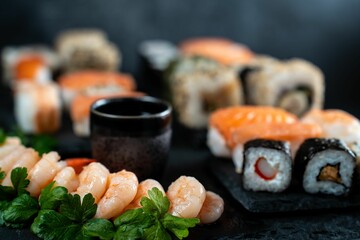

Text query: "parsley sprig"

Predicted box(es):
[0, 167, 200, 240]
[32, 190, 115, 240]
[0, 167, 38, 228]
[114, 188, 200, 240]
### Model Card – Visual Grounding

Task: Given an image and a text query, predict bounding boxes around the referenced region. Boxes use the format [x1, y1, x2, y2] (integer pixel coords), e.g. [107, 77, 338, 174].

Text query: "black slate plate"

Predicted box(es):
[211, 157, 360, 213]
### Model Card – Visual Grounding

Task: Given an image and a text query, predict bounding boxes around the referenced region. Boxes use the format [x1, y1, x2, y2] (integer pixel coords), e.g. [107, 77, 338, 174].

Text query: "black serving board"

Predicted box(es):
[211, 157, 360, 213]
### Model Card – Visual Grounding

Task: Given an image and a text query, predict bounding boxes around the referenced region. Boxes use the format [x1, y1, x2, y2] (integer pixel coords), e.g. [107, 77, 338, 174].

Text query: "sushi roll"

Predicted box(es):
[166, 56, 243, 129]
[295, 138, 356, 196]
[58, 71, 136, 109]
[70, 92, 145, 137]
[139, 40, 179, 73]
[242, 139, 292, 192]
[179, 38, 254, 66]
[14, 82, 61, 134]
[240, 58, 324, 117]
[2, 46, 58, 86]
[56, 29, 120, 72]
[301, 109, 360, 179]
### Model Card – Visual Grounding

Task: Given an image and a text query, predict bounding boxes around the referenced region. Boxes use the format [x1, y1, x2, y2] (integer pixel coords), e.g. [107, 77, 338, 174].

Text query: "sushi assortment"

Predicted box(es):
[155, 38, 325, 129]
[207, 106, 360, 196]
[2, 29, 142, 136]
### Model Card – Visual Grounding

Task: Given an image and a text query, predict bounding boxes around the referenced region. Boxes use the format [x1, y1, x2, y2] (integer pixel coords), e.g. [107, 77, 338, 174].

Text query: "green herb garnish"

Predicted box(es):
[31, 193, 115, 240]
[114, 188, 199, 240]
[0, 167, 38, 228]
[0, 128, 6, 145]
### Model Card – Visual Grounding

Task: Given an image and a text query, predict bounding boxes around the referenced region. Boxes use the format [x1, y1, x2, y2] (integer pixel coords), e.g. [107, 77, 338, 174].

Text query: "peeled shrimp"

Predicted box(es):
[27, 151, 66, 197]
[95, 170, 138, 219]
[125, 179, 165, 210]
[197, 191, 224, 224]
[0, 138, 21, 159]
[0, 146, 26, 173]
[73, 162, 109, 203]
[2, 148, 40, 186]
[167, 176, 206, 218]
[53, 166, 79, 192]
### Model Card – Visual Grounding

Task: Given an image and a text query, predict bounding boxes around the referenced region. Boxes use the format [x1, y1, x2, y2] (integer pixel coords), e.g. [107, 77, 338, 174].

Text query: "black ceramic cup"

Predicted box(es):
[90, 96, 172, 180]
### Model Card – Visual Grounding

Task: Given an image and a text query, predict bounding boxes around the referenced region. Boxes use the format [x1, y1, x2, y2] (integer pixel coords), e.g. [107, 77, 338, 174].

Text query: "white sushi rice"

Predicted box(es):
[243, 147, 292, 192]
[15, 82, 61, 134]
[207, 127, 231, 158]
[73, 117, 90, 137]
[303, 149, 355, 196]
[232, 144, 244, 173]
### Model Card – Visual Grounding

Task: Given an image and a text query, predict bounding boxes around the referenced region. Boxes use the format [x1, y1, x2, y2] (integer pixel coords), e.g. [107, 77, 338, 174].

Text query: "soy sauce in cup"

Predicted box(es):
[90, 96, 172, 180]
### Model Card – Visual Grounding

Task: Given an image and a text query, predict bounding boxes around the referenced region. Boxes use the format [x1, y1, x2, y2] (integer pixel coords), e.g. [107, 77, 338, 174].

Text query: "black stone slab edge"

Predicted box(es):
[210, 156, 360, 213]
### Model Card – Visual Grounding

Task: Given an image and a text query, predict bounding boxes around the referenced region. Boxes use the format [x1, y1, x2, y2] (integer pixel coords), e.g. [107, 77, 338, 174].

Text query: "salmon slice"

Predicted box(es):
[58, 70, 136, 92]
[70, 92, 145, 122]
[210, 106, 298, 148]
[302, 109, 358, 125]
[15, 55, 45, 81]
[231, 122, 323, 149]
[180, 38, 254, 65]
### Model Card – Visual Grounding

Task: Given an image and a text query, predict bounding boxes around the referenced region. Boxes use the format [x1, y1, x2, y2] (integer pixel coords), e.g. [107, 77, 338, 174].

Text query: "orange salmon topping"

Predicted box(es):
[70, 92, 145, 122]
[180, 38, 254, 65]
[302, 109, 358, 125]
[58, 71, 136, 91]
[15, 55, 45, 81]
[210, 106, 299, 148]
[231, 122, 323, 149]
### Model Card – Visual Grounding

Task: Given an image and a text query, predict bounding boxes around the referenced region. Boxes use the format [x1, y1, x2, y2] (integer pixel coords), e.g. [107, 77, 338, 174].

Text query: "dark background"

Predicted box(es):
[0, 0, 360, 114]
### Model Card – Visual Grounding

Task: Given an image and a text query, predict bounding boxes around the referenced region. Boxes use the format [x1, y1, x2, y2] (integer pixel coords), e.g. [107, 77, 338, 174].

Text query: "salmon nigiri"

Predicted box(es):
[58, 71, 136, 108]
[207, 106, 299, 158]
[14, 54, 50, 84]
[180, 38, 254, 65]
[70, 92, 145, 137]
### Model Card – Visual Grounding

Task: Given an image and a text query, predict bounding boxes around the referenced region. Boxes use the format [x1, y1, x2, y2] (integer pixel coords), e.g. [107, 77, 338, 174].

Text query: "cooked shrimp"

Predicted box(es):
[95, 170, 138, 219]
[125, 179, 165, 210]
[0, 146, 26, 173]
[0, 144, 22, 160]
[53, 166, 79, 192]
[27, 151, 66, 197]
[167, 176, 206, 218]
[197, 191, 224, 224]
[2, 148, 40, 186]
[73, 162, 109, 203]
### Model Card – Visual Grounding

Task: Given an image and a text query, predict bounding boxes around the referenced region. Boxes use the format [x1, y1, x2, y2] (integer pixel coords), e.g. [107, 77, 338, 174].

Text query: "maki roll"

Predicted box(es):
[166, 56, 243, 129]
[295, 138, 356, 196]
[56, 29, 120, 72]
[242, 139, 292, 192]
[240, 58, 324, 117]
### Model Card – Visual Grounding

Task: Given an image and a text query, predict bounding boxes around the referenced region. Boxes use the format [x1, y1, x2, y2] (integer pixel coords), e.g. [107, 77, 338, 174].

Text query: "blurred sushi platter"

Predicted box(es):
[2, 28, 360, 239]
